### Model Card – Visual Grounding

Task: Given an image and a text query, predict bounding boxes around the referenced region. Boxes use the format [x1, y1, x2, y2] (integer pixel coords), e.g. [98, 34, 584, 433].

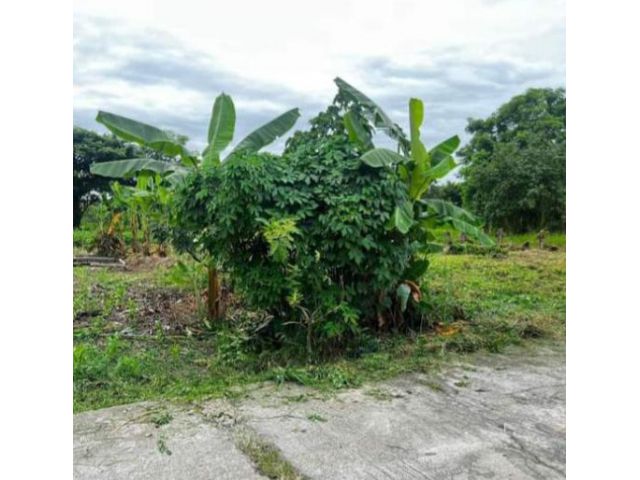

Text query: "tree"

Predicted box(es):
[89, 95, 300, 322]
[73, 127, 137, 228]
[458, 88, 566, 232]
[428, 182, 463, 207]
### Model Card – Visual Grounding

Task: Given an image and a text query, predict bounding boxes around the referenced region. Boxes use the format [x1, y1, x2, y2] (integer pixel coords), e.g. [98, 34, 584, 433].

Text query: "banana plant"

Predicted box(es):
[110, 173, 173, 255]
[334, 78, 494, 247]
[90, 94, 301, 321]
[90, 94, 300, 181]
[335, 80, 494, 317]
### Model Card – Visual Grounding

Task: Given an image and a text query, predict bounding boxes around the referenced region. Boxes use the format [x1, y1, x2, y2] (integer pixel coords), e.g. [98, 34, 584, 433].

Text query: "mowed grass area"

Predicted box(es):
[73, 247, 565, 412]
[428, 225, 566, 249]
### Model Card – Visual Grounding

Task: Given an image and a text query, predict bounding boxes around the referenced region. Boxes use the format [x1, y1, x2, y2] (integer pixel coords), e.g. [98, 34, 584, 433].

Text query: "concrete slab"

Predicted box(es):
[74, 345, 565, 480]
[238, 345, 565, 479]
[73, 401, 265, 480]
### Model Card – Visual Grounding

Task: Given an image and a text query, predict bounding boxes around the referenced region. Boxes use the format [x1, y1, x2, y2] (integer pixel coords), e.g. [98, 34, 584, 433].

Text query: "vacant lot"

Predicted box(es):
[74, 248, 565, 412]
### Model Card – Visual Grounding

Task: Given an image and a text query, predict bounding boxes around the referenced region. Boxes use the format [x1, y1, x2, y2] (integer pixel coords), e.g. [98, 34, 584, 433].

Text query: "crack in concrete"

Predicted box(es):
[505, 430, 566, 478]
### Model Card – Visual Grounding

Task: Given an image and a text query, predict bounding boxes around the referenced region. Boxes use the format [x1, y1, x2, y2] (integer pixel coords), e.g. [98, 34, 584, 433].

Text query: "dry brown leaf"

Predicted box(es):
[436, 324, 462, 337]
[404, 280, 422, 302]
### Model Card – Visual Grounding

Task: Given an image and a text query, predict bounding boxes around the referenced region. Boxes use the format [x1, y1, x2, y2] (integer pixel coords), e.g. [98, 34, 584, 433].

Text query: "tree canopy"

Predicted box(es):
[73, 127, 138, 228]
[458, 88, 566, 232]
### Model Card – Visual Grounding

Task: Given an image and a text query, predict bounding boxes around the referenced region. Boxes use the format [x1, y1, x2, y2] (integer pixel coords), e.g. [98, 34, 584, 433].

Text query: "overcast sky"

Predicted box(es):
[74, 0, 565, 156]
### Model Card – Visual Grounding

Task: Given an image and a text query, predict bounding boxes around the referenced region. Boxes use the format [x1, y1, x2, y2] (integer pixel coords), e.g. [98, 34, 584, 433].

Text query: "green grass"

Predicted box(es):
[503, 231, 566, 248]
[427, 249, 566, 338]
[429, 226, 565, 249]
[73, 248, 565, 412]
[235, 429, 304, 479]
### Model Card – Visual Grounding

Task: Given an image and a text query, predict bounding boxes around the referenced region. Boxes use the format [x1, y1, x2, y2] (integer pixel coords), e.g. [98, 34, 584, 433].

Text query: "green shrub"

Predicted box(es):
[174, 104, 416, 347]
[173, 81, 492, 352]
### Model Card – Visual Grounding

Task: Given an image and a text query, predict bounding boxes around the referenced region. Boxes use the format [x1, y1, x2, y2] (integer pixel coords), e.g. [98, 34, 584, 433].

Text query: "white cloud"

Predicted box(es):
[73, 0, 565, 155]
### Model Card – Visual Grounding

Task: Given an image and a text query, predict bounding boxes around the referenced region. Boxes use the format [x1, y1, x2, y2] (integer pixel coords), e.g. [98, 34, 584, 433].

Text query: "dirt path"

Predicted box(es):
[74, 344, 565, 479]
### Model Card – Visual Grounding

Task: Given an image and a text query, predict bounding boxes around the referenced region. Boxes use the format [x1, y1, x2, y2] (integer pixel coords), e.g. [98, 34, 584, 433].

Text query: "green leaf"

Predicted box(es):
[408, 147, 432, 200]
[96, 111, 187, 157]
[90, 159, 182, 178]
[448, 218, 495, 246]
[409, 98, 426, 163]
[207, 93, 235, 155]
[419, 199, 480, 225]
[430, 135, 460, 164]
[334, 77, 410, 154]
[392, 201, 415, 234]
[407, 98, 434, 199]
[165, 169, 190, 186]
[343, 110, 372, 148]
[426, 242, 444, 253]
[396, 283, 411, 312]
[419, 200, 494, 245]
[425, 156, 457, 181]
[405, 259, 429, 280]
[202, 148, 221, 167]
[398, 163, 410, 181]
[361, 148, 406, 168]
[230, 108, 300, 155]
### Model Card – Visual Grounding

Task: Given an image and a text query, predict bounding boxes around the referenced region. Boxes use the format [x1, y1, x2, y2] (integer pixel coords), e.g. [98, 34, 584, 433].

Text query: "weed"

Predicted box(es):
[364, 388, 394, 401]
[235, 430, 304, 480]
[306, 413, 327, 422]
[150, 411, 173, 428]
[283, 394, 308, 403]
[419, 379, 445, 392]
[157, 434, 172, 456]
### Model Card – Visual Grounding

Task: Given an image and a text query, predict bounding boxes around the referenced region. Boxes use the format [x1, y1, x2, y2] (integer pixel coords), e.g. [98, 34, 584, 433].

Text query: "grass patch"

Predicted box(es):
[430, 226, 565, 249]
[236, 430, 304, 480]
[306, 413, 327, 422]
[74, 249, 565, 412]
[157, 434, 172, 456]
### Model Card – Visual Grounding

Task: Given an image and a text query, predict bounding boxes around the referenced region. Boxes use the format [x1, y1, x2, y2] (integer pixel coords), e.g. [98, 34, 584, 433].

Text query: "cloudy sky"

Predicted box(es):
[74, 0, 565, 155]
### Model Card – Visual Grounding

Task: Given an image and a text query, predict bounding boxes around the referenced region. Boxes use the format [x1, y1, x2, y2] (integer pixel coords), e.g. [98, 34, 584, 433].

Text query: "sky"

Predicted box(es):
[73, 0, 565, 157]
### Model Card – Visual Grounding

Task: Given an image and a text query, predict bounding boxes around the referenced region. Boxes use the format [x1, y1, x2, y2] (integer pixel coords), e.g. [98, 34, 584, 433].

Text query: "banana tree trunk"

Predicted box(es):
[207, 264, 221, 321]
[130, 211, 140, 253]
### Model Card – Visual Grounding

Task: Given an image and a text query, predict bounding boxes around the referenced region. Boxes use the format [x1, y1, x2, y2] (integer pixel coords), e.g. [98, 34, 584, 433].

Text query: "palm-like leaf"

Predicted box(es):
[361, 148, 406, 168]
[419, 199, 494, 246]
[408, 98, 432, 199]
[448, 218, 494, 246]
[334, 77, 410, 154]
[230, 108, 300, 155]
[430, 135, 461, 164]
[96, 111, 188, 157]
[419, 199, 480, 225]
[425, 156, 457, 181]
[207, 93, 235, 157]
[343, 110, 372, 149]
[391, 201, 415, 234]
[90, 159, 185, 178]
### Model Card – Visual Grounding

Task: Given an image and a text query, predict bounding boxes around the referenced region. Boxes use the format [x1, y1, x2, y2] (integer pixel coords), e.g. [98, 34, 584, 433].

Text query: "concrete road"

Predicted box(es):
[74, 344, 565, 479]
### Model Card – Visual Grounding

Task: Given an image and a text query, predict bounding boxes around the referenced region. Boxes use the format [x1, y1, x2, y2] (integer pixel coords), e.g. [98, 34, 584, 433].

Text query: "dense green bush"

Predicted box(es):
[173, 78, 495, 352]
[174, 102, 417, 348]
